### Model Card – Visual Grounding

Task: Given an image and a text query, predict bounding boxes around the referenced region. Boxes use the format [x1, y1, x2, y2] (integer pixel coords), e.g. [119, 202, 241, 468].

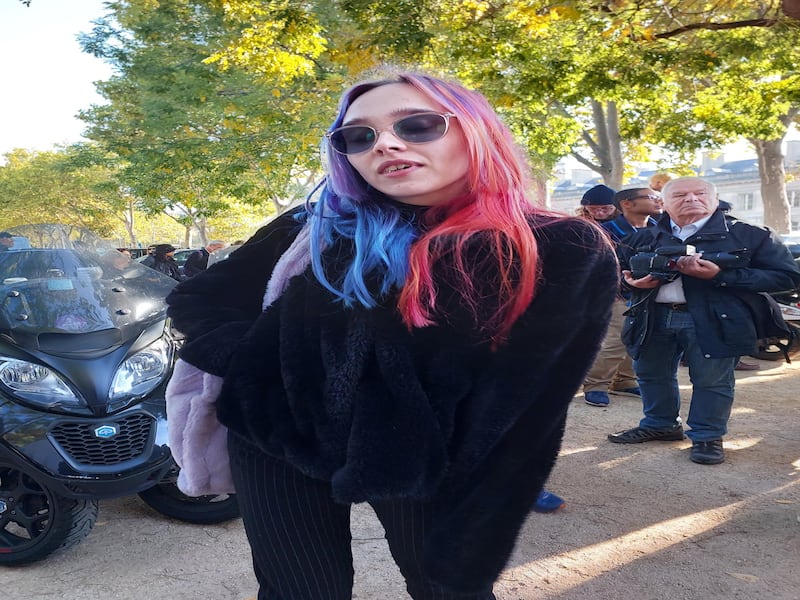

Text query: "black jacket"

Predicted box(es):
[166, 209, 618, 590]
[141, 255, 182, 282]
[183, 248, 210, 278]
[618, 210, 800, 359]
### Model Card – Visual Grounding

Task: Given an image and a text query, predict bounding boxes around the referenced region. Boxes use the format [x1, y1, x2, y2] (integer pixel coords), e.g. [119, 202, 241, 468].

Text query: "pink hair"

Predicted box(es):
[391, 73, 555, 346]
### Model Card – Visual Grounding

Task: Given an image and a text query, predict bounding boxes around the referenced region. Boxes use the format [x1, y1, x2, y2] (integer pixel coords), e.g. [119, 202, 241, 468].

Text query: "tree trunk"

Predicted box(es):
[571, 99, 625, 189]
[124, 197, 138, 247]
[750, 138, 791, 233]
[784, 0, 800, 19]
[530, 175, 549, 208]
[604, 101, 625, 190]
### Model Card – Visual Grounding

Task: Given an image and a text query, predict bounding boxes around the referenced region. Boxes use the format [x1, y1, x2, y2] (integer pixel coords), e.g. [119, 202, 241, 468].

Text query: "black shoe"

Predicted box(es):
[608, 425, 685, 444]
[690, 439, 725, 464]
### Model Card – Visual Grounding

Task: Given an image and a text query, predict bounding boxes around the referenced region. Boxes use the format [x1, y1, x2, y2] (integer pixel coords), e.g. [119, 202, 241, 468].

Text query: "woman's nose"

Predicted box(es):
[371, 129, 405, 152]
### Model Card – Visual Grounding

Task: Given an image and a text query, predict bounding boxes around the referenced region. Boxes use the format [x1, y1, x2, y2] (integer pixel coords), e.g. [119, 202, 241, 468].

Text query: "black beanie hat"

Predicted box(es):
[581, 184, 616, 206]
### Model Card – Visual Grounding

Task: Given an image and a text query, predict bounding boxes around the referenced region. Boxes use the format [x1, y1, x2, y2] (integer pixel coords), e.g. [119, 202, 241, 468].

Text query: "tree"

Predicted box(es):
[674, 26, 800, 231]
[328, 1, 799, 223]
[0, 149, 122, 234]
[78, 0, 333, 236]
[76, 0, 800, 227]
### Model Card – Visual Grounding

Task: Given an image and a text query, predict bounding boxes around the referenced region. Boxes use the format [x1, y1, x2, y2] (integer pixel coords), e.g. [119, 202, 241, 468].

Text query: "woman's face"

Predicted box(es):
[341, 83, 470, 207]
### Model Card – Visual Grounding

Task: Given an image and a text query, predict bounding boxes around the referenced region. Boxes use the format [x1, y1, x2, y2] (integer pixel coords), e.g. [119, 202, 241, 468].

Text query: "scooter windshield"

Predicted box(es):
[0, 224, 177, 337]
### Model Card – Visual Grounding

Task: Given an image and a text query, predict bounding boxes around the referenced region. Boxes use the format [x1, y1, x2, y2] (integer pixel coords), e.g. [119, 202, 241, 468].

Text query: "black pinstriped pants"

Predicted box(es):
[228, 432, 497, 600]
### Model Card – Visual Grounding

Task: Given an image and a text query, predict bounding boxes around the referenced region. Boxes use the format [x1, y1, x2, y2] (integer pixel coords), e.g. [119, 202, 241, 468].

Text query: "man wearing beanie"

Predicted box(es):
[584, 187, 663, 407]
[578, 184, 617, 223]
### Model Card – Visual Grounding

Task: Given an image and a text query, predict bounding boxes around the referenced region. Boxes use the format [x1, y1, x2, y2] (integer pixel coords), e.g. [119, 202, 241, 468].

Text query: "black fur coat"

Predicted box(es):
[166, 209, 618, 591]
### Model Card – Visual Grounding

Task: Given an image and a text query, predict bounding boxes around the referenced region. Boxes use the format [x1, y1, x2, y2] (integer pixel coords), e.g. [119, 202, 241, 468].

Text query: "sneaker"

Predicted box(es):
[610, 387, 641, 398]
[584, 391, 610, 407]
[532, 489, 566, 513]
[608, 425, 685, 444]
[690, 439, 725, 464]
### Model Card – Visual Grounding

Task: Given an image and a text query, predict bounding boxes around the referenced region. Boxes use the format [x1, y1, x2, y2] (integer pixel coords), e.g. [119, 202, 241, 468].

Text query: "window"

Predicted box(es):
[790, 190, 800, 209]
[739, 193, 755, 211]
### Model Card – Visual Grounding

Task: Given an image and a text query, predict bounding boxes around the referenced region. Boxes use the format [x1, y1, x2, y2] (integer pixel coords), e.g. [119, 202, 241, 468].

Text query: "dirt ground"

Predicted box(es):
[4, 357, 800, 600]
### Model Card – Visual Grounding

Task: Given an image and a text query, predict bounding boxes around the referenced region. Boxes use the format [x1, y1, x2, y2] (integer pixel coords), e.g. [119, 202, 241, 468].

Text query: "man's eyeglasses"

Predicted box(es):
[633, 194, 662, 201]
[326, 112, 456, 155]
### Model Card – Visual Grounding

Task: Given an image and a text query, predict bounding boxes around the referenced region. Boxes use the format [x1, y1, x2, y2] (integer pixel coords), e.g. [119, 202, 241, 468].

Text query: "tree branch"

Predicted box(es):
[656, 19, 778, 39]
[570, 151, 602, 173]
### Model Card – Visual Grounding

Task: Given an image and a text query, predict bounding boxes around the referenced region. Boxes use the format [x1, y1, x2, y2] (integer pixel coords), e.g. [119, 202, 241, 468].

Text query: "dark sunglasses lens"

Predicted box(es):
[330, 126, 376, 154]
[395, 113, 447, 143]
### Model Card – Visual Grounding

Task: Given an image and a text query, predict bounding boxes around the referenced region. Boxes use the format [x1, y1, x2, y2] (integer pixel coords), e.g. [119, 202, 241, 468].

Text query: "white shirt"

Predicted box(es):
[655, 215, 713, 304]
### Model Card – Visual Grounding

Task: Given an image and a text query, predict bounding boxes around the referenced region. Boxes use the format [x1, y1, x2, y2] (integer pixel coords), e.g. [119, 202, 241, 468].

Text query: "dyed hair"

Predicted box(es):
[307, 71, 551, 345]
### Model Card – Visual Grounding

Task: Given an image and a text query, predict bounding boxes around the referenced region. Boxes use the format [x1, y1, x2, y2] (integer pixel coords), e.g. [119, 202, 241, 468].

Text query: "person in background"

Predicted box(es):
[183, 240, 226, 278]
[608, 177, 800, 465]
[649, 173, 671, 193]
[141, 244, 182, 282]
[576, 184, 618, 224]
[166, 70, 617, 599]
[583, 187, 663, 407]
[0, 232, 15, 252]
[208, 240, 245, 268]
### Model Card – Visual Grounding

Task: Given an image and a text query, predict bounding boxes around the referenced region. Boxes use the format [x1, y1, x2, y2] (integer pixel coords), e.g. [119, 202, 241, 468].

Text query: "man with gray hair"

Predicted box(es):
[608, 177, 800, 464]
[183, 240, 226, 278]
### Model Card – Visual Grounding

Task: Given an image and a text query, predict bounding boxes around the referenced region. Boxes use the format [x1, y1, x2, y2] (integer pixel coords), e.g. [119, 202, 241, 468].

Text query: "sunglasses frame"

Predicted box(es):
[326, 112, 457, 155]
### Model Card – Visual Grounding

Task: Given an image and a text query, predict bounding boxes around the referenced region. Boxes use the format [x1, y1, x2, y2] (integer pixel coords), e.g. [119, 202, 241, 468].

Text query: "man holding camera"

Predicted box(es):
[608, 177, 800, 464]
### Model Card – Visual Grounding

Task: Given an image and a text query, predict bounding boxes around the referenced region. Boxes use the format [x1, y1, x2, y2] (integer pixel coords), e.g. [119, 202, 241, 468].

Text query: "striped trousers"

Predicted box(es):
[228, 432, 497, 600]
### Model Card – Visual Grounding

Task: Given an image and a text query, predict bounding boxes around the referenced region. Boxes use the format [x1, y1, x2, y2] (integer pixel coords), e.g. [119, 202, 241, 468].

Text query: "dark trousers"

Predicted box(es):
[228, 432, 496, 600]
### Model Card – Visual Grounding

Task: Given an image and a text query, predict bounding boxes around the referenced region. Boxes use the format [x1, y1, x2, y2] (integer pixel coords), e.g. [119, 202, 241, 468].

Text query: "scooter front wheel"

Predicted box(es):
[138, 482, 239, 524]
[0, 461, 98, 565]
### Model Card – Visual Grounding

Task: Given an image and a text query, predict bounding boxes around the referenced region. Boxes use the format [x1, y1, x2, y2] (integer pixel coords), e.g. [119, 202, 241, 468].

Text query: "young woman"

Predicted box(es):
[166, 71, 617, 599]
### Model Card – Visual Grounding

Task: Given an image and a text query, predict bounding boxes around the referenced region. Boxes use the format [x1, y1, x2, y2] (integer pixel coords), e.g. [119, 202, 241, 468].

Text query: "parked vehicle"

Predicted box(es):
[0, 225, 238, 565]
[750, 288, 800, 361]
[119, 247, 149, 260]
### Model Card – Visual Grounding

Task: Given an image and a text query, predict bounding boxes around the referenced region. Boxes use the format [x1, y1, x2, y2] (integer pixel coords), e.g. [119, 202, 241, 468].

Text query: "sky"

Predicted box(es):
[0, 0, 112, 158]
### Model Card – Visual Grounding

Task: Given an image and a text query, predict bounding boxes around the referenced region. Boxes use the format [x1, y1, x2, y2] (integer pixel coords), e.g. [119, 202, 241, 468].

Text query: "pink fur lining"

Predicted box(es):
[166, 223, 312, 496]
[166, 359, 232, 495]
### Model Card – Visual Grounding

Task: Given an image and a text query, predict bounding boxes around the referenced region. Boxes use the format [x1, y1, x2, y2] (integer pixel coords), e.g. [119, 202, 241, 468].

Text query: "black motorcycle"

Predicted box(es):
[0, 224, 238, 565]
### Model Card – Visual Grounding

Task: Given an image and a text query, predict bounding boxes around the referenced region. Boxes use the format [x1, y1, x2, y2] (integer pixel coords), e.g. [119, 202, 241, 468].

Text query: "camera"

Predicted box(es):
[629, 245, 746, 281]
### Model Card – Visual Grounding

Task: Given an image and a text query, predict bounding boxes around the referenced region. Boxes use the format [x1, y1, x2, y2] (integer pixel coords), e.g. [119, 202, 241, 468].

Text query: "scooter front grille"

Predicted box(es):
[49, 413, 155, 466]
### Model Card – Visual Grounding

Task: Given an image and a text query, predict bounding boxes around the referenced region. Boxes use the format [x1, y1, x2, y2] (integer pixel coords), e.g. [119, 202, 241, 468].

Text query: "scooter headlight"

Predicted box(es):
[109, 337, 171, 401]
[0, 357, 85, 408]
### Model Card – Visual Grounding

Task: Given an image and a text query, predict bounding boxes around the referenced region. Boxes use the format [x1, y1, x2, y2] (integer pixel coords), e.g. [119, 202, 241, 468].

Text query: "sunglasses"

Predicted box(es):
[326, 112, 456, 155]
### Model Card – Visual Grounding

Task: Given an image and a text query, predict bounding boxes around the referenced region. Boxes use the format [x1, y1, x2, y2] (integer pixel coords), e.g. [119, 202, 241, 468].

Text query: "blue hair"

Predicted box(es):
[305, 184, 420, 307]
